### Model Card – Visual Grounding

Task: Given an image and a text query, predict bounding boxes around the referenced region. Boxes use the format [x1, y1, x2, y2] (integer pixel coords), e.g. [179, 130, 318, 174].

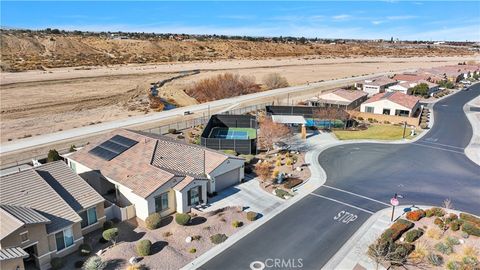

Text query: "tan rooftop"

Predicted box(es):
[364, 91, 420, 110]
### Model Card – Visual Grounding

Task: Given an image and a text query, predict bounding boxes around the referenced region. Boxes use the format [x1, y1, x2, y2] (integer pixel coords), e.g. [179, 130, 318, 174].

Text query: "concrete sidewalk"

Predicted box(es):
[464, 91, 480, 166]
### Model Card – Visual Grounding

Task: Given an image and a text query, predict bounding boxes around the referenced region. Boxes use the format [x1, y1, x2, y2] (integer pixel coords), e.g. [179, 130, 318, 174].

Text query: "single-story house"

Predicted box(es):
[360, 91, 420, 117]
[67, 129, 245, 221]
[356, 76, 398, 96]
[307, 89, 368, 109]
[0, 161, 105, 270]
[387, 80, 439, 96]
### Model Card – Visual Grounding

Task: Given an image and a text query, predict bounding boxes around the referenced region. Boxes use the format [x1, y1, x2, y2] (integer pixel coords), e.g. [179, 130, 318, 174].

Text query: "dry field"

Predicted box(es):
[1, 55, 479, 142]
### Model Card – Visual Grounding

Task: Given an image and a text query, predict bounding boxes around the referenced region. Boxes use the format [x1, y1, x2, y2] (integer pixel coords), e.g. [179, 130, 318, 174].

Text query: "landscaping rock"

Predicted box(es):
[185, 236, 192, 243]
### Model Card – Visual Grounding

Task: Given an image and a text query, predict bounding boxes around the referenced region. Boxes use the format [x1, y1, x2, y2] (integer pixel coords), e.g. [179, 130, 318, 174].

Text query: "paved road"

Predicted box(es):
[0, 70, 410, 155]
[201, 85, 480, 269]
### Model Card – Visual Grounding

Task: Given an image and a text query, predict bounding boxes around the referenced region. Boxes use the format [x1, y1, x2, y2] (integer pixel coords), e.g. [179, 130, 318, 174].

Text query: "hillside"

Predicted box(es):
[0, 31, 475, 72]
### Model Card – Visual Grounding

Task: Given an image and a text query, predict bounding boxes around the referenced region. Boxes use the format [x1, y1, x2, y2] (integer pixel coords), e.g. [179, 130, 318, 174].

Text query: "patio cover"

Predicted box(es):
[271, 115, 307, 124]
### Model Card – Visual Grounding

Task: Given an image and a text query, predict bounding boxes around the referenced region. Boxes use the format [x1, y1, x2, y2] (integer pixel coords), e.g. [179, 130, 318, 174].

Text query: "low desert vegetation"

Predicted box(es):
[145, 213, 162, 230]
[136, 239, 152, 256]
[262, 73, 289, 89]
[175, 213, 191, 226]
[210, 233, 228, 244]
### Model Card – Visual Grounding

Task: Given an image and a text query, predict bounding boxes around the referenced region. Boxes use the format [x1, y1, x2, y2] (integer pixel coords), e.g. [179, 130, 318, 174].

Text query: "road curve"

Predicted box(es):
[200, 85, 480, 270]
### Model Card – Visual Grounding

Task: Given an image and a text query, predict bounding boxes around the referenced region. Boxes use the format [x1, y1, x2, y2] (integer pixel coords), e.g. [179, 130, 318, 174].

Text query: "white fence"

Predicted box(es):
[105, 202, 136, 221]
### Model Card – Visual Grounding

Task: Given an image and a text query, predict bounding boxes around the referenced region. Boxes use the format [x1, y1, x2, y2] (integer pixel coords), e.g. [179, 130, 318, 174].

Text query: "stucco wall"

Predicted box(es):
[174, 180, 208, 213]
[80, 201, 106, 235]
[0, 257, 25, 270]
[209, 158, 244, 193]
[348, 110, 421, 127]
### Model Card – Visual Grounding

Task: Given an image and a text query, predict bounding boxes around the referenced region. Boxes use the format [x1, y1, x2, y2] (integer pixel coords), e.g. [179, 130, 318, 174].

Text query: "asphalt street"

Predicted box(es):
[200, 85, 480, 270]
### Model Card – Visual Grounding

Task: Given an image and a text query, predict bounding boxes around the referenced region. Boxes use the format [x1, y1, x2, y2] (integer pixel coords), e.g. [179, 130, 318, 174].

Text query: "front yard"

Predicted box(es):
[333, 124, 421, 141]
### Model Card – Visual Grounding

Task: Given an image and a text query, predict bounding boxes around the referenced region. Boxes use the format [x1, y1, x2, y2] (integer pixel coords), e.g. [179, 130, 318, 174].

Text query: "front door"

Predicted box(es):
[23, 244, 39, 269]
[189, 186, 201, 206]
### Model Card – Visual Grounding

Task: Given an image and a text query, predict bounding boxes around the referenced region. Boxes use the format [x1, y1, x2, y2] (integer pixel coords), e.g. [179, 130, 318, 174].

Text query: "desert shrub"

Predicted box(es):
[255, 162, 272, 182]
[145, 213, 162, 230]
[462, 245, 479, 257]
[405, 229, 423, 243]
[272, 170, 280, 179]
[434, 217, 445, 229]
[136, 239, 152, 256]
[69, 145, 77, 152]
[187, 73, 260, 102]
[427, 253, 444, 266]
[426, 228, 442, 240]
[367, 118, 374, 123]
[163, 231, 172, 237]
[462, 256, 479, 267]
[175, 213, 191, 226]
[82, 255, 106, 270]
[78, 243, 91, 256]
[102, 228, 119, 245]
[383, 120, 390, 124]
[246, 211, 258, 221]
[446, 213, 458, 224]
[189, 248, 197, 253]
[285, 159, 292, 166]
[223, 149, 238, 156]
[462, 222, 480, 236]
[283, 178, 303, 189]
[232, 220, 243, 228]
[239, 154, 254, 164]
[168, 128, 177, 134]
[392, 243, 415, 262]
[275, 189, 289, 199]
[275, 160, 282, 166]
[435, 242, 453, 255]
[191, 235, 201, 241]
[446, 236, 460, 246]
[177, 135, 185, 139]
[430, 207, 446, 217]
[102, 220, 114, 230]
[409, 241, 428, 262]
[51, 257, 64, 270]
[446, 260, 463, 270]
[357, 117, 364, 121]
[460, 213, 480, 226]
[47, 149, 61, 162]
[425, 209, 434, 217]
[263, 73, 289, 89]
[406, 209, 426, 221]
[450, 221, 461, 231]
[210, 233, 228, 244]
[74, 260, 84, 268]
[379, 219, 414, 243]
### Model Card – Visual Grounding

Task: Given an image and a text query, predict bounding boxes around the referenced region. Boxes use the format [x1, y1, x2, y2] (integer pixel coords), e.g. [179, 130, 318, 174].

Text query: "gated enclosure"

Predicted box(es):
[201, 114, 257, 155]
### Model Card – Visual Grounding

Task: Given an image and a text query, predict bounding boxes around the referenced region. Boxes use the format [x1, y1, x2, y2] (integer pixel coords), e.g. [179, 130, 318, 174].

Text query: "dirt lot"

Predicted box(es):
[1, 55, 478, 142]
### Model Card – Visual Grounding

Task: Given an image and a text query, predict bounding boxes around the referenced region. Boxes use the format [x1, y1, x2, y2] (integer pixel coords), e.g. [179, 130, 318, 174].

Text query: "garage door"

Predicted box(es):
[215, 168, 240, 192]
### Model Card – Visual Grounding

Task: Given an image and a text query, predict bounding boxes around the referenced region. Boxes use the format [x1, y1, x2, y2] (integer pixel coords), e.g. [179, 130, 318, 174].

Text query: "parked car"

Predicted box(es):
[184, 110, 193, 115]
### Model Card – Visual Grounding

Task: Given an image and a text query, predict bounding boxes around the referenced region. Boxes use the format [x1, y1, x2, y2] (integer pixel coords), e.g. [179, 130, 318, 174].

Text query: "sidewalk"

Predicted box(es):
[464, 92, 480, 166]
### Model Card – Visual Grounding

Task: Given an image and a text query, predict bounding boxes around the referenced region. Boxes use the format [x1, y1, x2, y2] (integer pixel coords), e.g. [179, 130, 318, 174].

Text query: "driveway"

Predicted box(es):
[203, 176, 284, 215]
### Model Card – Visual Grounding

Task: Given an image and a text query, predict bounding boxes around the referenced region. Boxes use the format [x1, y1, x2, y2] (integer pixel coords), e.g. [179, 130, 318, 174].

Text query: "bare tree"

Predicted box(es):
[254, 161, 272, 183]
[258, 116, 292, 152]
[262, 73, 289, 89]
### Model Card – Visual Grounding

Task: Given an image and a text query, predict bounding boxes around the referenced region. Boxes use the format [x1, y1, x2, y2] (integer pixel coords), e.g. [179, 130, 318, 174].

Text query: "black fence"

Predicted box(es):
[266, 105, 319, 118]
[201, 114, 257, 155]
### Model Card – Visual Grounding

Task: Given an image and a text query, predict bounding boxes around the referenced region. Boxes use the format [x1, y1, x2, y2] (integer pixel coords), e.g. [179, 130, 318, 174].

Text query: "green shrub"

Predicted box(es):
[446, 236, 460, 246]
[232, 220, 243, 228]
[102, 228, 119, 245]
[435, 242, 453, 255]
[239, 154, 254, 164]
[74, 260, 84, 268]
[450, 221, 461, 231]
[460, 213, 480, 226]
[430, 207, 446, 217]
[427, 253, 444, 266]
[69, 145, 77, 152]
[47, 149, 61, 162]
[145, 213, 162, 230]
[275, 189, 289, 199]
[246, 211, 258, 221]
[462, 222, 480, 236]
[222, 149, 238, 156]
[405, 229, 423, 243]
[210, 233, 228, 244]
[425, 209, 434, 217]
[463, 256, 479, 267]
[189, 248, 197, 253]
[380, 219, 414, 243]
[82, 255, 106, 270]
[136, 239, 152, 256]
[168, 128, 177, 134]
[445, 213, 458, 224]
[175, 213, 191, 226]
[78, 243, 91, 256]
[50, 257, 64, 270]
[406, 209, 426, 221]
[446, 260, 463, 270]
[102, 220, 114, 230]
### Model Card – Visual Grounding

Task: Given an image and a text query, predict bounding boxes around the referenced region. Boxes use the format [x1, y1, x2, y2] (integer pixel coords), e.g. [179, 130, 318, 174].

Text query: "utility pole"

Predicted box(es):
[402, 121, 407, 138]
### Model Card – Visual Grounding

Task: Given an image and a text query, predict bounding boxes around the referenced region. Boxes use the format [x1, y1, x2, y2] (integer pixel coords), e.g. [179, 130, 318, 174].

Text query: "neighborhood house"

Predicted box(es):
[0, 161, 105, 270]
[387, 80, 439, 96]
[356, 76, 398, 96]
[360, 91, 420, 117]
[67, 129, 245, 221]
[307, 89, 368, 110]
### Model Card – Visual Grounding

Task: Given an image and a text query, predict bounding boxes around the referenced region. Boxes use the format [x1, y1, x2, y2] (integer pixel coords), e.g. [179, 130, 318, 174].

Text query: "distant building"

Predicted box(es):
[356, 76, 398, 96]
[360, 92, 420, 117]
[387, 80, 439, 96]
[307, 89, 368, 109]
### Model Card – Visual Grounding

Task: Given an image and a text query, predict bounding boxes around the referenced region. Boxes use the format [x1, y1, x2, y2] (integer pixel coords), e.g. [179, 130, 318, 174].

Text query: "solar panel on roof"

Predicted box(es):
[88, 135, 138, 161]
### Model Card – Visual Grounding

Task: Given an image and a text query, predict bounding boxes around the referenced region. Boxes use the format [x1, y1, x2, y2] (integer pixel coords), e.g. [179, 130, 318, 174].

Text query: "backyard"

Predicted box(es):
[333, 124, 421, 141]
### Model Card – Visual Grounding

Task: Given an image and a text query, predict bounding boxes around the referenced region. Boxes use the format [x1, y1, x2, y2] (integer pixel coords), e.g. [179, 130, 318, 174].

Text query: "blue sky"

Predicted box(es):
[1, 1, 479, 41]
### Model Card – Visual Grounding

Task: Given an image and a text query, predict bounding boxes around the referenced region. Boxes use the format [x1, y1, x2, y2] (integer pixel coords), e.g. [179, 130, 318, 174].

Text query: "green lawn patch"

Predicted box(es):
[333, 125, 420, 141]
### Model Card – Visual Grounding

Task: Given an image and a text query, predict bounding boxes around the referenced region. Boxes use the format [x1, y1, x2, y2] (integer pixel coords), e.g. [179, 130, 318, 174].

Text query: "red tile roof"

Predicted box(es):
[364, 92, 420, 109]
[331, 89, 368, 102]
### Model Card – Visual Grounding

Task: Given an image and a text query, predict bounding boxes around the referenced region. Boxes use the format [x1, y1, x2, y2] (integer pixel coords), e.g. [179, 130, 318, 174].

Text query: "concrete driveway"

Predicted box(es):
[203, 176, 284, 215]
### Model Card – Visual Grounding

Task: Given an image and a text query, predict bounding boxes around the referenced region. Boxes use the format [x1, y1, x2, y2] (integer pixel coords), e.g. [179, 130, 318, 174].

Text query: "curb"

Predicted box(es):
[463, 84, 480, 166]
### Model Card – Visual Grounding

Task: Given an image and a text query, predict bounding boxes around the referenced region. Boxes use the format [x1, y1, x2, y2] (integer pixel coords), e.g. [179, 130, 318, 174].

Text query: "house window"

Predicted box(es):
[365, 106, 374, 113]
[20, 231, 28, 243]
[395, 109, 410, 117]
[382, 108, 391, 115]
[188, 186, 201, 206]
[154, 192, 169, 212]
[55, 227, 74, 251]
[80, 207, 97, 228]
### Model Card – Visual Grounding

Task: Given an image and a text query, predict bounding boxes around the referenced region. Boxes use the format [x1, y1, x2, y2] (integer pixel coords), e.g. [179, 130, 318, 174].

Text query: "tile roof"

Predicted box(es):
[0, 208, 24, 240]
[331, 89, 368, 101]
[393, 73, 430, 82]
[364, 91, 420, 109]
[0, 169, 81, 234]
[0, 204, 50, 225]
[35, 161, 105, 212]
[0, 247, 29, 261]
[172, 176, 206, 191]
[364, 76, 397, 87]
[69, 129, 237, 198]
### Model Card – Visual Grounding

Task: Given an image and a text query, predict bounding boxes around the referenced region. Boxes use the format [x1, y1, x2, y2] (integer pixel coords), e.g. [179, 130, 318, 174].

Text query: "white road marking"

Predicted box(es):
[418, 140, 464, 150]
[309, 193, 374, 214]
[412, 142, 465, 154]
[333, 210, 358, 224]
[321, 185, 390, 206]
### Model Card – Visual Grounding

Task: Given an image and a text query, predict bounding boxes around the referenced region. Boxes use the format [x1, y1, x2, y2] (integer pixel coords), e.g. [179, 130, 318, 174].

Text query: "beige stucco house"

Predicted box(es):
[307, 88, 368, 109]
[67, 129, 245, 221]
[0, 161, 105, 270]
[356, 76, 398, 96]
[360, 91, 420, 117]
